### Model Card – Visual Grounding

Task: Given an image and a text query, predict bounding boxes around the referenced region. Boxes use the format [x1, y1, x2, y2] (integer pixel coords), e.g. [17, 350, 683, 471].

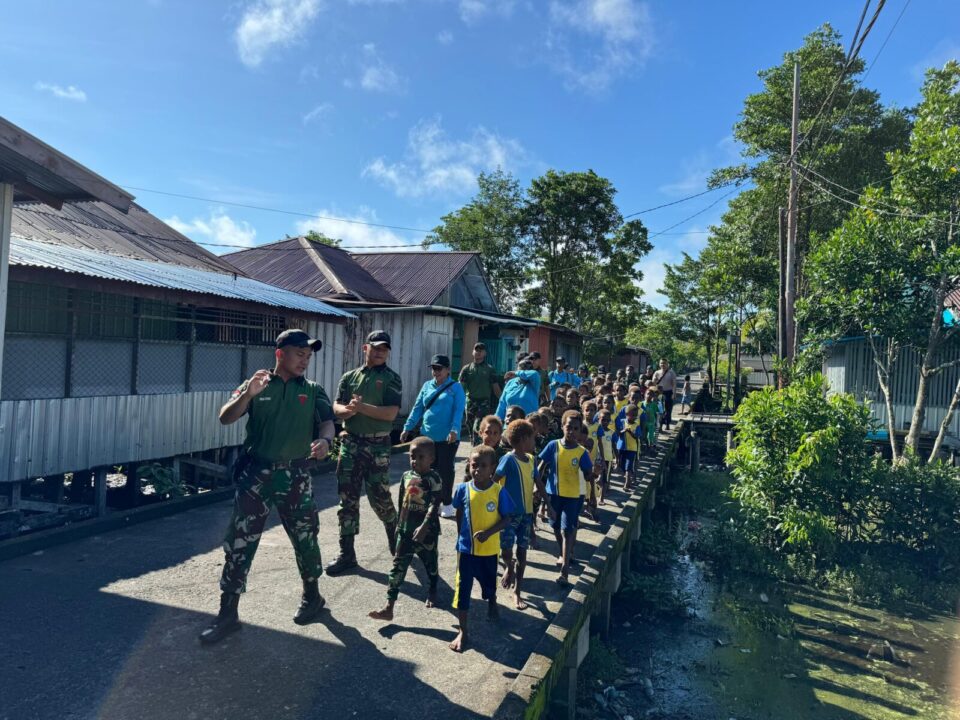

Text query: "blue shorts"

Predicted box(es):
[622, 450, 638, 472]
[549, 494, 584, 534]
[452, 552, 497, 610]
[500, 513, 534, 551]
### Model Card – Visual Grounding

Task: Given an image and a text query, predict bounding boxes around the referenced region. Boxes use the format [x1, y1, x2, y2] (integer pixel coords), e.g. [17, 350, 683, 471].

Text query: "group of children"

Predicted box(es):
[368, 368, 675, 653]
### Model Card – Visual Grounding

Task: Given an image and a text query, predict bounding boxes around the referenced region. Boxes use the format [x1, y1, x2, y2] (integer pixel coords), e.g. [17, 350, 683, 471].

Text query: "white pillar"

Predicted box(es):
[0, 183, 12, 403]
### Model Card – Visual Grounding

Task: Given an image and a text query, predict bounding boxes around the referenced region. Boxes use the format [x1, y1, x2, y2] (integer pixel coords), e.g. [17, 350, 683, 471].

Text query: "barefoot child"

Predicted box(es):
[450, 445, 516, 652]
[369, 437, 442, 621]
[538, 410, 593, 587]
[643, 390, 660, 453]
[680, 374, 692, 414]
[616, 404, 643, 492]
[496, 420, 542, 610]
[597, 409, 614, 504]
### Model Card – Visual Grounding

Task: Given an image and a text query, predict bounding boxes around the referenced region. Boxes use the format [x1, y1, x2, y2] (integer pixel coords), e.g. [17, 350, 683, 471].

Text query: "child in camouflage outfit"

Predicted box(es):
[369, 437, 442, 621]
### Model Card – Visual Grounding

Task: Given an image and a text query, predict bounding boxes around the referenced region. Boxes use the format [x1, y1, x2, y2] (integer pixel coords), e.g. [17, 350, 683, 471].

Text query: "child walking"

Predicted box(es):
[538, 410, 593, 587]
[450, 445, 516, 652]
[369, 437, 442, 621]
[496, 420, 542, 610]
[642, 390, 659, 453]
[616, 404, 644, 492]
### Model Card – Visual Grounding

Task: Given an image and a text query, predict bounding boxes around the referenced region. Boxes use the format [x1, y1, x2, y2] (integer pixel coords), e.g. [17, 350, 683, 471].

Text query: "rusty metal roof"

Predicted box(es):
[12, 200, 237, 274]
[223, 238, 398, 304]
[352, 251, 477, 305]
[9, 235, 354, 318]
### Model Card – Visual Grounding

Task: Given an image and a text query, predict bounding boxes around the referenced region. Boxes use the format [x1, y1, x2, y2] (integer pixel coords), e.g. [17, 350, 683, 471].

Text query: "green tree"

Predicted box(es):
[303, 230, 341, 247]
[804, 62, 960, 461]
[624, 308, 706, 373]
[426, 169, 526, 312]
[520, 170, 650, 325]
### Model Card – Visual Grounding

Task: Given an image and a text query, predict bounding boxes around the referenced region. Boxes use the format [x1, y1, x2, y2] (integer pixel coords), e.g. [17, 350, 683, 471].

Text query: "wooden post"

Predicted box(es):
[0, 182, 13, 402]
[10, 480, 21, 510]
[94, 467, 108, 516]
[125, 463, 140, 507]
[43, 474, 66, 504]
[690, 431, 701, 473]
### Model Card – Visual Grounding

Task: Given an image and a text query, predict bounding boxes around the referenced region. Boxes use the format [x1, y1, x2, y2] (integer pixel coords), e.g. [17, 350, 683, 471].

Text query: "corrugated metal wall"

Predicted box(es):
[0, 392, 244, 482]
[344, 311, 454, 415]
[826, 338, 960, 437]
[305, 319, 349, 397]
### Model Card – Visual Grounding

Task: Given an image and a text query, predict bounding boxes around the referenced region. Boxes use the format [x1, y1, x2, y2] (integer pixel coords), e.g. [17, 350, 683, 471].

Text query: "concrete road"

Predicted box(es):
[0, 442, 633, 720]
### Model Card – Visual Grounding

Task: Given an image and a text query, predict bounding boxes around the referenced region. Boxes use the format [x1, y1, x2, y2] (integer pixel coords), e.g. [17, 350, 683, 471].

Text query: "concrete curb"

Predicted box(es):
[494, 423, 684, 720]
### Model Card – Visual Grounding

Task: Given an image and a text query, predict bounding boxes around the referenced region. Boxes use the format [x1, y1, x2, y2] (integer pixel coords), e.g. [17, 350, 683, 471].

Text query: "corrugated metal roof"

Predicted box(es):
[12, 200, 239, 274]
[223, 238, 397, 304]
[9, 235, 355, 319]
[352, 251, 477, 305]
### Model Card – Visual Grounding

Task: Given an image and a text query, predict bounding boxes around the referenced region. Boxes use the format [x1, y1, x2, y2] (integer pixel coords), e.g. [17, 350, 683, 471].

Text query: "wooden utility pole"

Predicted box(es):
[777, 206, 786, 388]
[784, 61, 800, 372]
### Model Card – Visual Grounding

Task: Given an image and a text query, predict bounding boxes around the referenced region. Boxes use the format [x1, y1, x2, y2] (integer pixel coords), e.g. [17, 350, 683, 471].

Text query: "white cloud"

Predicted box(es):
[911, 41, 960, 81]
[658, 136, 740, 196]
[34, 82, 87, 102]
[546, 0, 654, 93]
[294, 206, 419, 249]
[302, 102, 333, 125]
[459, 0, 514, 23]
[165, 209, 257, 253]
[635, 248, 670, 308]
[437, 29, 454, 45]
[362, 117, 526, 199]
[235, 0, 322, 68]
[351, 43, 406, 93]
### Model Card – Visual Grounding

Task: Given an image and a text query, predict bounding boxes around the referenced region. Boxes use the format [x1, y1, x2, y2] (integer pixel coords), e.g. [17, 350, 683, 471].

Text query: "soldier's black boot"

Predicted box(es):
[293, 580, 326, 625]
[325, 535, 358, 575]
[386, 522, 398, 556]
[199, 592, 241, 644]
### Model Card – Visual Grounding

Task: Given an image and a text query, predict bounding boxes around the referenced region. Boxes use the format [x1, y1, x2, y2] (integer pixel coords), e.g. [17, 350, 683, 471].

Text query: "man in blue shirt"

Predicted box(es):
[401, 354, 466, 519]
[496, 356, 541, 419]
[548, 357, 577, 399]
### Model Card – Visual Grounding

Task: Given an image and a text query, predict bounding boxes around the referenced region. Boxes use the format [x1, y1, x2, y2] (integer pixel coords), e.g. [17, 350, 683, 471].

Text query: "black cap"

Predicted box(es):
[528, 351, 541, 360]
[276, 329, 322, 351]
[473, 342, 486, 351]
[579, 364, 588, 371]
[365, 330, 391, 348]
[555, 356, 565, 363]
[429, 354, 450, 368]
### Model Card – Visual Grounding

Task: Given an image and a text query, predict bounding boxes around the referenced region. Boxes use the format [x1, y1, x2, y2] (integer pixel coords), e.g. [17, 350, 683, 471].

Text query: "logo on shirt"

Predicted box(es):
[570, 456, 580, 467]
[486, 501, 496, 512]
[298, 393, 308, 405]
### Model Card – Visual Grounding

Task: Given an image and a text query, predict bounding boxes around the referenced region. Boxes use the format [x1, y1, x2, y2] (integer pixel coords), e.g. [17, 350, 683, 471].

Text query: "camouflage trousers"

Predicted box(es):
[335, 434, 398, 537]
[220, 465, 321, 594]
[466, 399, 493, 443]
[386, 532, 439, 602]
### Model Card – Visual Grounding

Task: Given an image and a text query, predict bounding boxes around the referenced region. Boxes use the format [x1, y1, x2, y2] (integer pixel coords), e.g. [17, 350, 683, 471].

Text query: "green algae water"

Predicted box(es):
[590, 469, 960, 720]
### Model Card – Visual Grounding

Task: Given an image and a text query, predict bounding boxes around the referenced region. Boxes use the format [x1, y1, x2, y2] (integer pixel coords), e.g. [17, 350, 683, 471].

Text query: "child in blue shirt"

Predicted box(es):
[450, 445, 516, 652]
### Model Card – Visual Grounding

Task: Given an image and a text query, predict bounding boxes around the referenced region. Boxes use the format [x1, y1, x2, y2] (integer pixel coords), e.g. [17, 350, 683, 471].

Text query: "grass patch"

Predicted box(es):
[577, 636, 624, 695]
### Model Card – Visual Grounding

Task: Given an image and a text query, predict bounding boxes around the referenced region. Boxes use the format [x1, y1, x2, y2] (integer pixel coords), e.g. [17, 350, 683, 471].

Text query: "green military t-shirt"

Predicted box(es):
[458, 361, 502, 403]
[234, 374, 334, 462]
[336, 364, 402, 435]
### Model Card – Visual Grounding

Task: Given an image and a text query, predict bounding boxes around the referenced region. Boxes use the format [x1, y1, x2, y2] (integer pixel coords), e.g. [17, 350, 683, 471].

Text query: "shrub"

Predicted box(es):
[727, 374, 876, 556]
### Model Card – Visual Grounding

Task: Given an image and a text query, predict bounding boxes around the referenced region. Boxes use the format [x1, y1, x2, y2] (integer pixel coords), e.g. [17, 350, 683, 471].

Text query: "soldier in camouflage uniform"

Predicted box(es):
[458, 342, 502, 444]
[368, 436, 442, 621]
[326, 330, 402, 575]
[199, 330, 336, 645]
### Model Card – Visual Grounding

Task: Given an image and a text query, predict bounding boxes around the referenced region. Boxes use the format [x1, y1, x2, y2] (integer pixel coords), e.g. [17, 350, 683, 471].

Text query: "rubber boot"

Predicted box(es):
[325, 535, 358, 575]
[385, 522, 398, 556]
[293, 580, 326, 625]
[199, 592, 241, 645]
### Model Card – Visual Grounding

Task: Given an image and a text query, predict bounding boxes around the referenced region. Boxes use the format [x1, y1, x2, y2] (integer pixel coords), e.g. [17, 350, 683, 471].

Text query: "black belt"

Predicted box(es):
[252, 457, 316, 470]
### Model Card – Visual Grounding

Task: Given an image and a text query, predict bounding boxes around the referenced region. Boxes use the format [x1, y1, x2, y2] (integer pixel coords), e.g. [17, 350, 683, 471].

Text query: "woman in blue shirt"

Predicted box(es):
[401, 354, 466, 519]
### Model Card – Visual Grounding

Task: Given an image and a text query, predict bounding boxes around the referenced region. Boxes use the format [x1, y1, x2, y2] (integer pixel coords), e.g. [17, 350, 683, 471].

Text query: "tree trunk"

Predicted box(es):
[905, 287, 948, 454]
[868, 335, 900, 463]
[929, 373, 960, 463]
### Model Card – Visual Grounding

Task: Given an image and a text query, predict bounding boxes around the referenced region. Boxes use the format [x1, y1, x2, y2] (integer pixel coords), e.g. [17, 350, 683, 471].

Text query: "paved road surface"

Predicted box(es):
[0, 441, 645, 720]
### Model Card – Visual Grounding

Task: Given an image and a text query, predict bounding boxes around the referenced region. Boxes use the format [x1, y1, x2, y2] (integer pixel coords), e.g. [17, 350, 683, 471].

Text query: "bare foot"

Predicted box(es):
[426, 589, 437, 608]
[449, 631, 466, 652]
[513, 592, 528, 610]
[501, 565, 515, 589]
[368, 605, 394, 621]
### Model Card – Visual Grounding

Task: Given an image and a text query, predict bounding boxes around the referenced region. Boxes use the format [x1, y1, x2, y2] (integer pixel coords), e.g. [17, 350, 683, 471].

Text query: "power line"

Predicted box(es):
[805, 175, 954, 227]
[647, 187, 740, 240]
[622, 183, 735, 218]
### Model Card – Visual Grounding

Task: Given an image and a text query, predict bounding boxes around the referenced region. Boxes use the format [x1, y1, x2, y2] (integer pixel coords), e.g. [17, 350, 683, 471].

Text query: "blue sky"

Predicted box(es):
[4, 0, 958, 306]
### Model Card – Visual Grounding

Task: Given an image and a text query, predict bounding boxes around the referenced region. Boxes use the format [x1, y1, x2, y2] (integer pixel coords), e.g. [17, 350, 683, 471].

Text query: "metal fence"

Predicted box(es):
[1, 280, 286, 401]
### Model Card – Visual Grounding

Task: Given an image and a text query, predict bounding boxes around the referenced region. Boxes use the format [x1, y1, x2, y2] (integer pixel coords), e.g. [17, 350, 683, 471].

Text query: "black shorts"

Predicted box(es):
[452, 552, 497, 610]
